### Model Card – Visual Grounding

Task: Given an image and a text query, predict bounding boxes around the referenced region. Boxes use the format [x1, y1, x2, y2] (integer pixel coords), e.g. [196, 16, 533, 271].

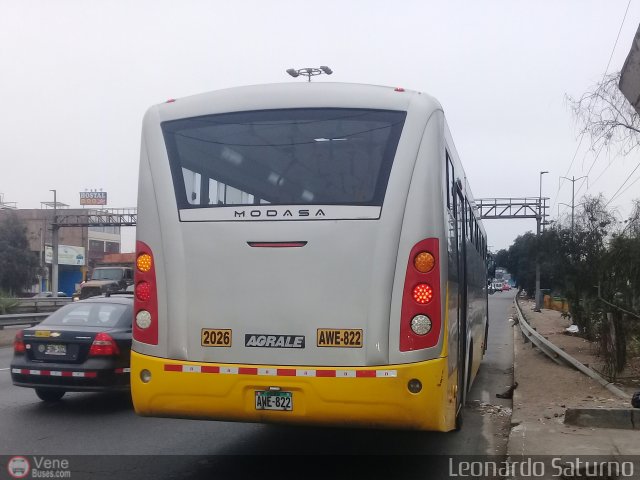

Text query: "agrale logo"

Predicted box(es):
[7, 456, 30, 479]
[245, 334, 305, 348]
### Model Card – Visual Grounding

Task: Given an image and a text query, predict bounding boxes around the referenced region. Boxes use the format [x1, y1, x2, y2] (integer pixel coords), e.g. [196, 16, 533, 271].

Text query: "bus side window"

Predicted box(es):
[182, 168, 201, 205]
[466, 200, 473, 242]
[446, 152, 454, 211]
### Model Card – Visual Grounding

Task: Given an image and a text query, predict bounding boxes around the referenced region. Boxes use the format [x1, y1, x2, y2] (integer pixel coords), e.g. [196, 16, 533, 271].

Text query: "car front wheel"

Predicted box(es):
[35, 389, 65, 402]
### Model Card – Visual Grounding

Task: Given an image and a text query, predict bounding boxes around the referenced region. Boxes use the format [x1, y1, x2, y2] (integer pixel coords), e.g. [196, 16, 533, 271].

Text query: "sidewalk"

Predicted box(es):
[0, 326, 20, 348]
[507, 299, 639, 474]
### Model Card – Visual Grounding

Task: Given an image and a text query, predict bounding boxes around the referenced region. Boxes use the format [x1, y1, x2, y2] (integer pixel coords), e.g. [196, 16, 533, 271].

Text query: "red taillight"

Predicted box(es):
[89, 332, 120, 356]
[134, 241, 158, 345]
[135, 281, 151, 301]
[400, 238, 442, 352]
[13, 330, 25, 353]
[412, 283, 433, 304]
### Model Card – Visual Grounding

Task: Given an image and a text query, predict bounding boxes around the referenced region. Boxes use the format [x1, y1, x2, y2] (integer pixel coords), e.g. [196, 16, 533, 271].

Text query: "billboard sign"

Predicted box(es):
[80, 191, 107, 205]
[45, 245, 86, 266]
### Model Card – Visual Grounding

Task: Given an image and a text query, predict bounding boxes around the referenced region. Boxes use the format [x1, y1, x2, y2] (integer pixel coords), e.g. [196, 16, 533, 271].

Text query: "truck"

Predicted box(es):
[77, 253, 135, 300]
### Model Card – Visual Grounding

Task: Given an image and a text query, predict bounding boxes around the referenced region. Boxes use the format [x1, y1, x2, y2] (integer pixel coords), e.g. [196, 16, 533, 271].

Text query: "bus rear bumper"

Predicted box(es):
[131, 351, 456, 432]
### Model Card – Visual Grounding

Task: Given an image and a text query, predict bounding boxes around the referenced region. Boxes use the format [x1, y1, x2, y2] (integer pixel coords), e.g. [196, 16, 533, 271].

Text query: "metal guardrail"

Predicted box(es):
[513, 294, 629, 400]
[0, 313, 49, 329]
[514, 296, 570, 367]
[13, 297, 72, 313]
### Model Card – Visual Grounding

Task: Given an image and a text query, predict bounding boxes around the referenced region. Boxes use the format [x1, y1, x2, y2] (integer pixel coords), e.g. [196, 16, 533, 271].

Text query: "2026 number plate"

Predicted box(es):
[255, 390, 293, 411]
[201, 329, 232, 347]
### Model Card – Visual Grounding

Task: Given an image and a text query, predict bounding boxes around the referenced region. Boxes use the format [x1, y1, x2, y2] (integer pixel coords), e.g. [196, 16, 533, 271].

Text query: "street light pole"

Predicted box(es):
[50, 189, 59, 298]
[534, 171, 548, 312]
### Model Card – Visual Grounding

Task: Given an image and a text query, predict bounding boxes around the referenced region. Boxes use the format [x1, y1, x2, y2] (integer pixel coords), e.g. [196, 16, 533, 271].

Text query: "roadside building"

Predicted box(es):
[0, 205, 123, 295]
[620, 23, 640, 114]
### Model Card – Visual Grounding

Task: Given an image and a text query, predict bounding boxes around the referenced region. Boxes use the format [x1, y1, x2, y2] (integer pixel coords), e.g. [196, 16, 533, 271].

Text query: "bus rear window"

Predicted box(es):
[162, 108, 406, 208]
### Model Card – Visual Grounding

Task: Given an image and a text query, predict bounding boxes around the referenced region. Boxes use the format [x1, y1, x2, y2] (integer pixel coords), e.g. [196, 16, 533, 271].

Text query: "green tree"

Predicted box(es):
[503, 232, 537, 293]
[0, 212, 38, 294]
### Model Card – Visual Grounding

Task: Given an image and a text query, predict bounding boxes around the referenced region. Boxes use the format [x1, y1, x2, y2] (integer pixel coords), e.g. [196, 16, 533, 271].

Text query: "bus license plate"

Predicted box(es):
[255, 391, 293, 411]
[45, 344, 66, 355]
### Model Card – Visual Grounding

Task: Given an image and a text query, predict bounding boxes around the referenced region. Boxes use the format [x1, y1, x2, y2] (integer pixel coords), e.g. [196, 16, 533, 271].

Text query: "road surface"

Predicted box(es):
[0, 292, 515, 478]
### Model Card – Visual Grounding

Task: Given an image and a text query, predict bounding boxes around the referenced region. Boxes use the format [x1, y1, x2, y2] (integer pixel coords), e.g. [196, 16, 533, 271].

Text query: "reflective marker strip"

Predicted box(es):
[163, 364, 398, 378]
[12, 368, 128, 376]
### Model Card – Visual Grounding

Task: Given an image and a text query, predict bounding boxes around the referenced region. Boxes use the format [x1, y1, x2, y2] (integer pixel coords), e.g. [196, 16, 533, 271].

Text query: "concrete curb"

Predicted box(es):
[513, 298, 630, 401]
[510, 321, 523, 427]
[564, 408, 639, 430]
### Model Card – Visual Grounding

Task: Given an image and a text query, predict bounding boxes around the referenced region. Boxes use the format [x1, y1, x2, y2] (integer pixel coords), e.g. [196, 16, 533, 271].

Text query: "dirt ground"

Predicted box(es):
[0, 326, 21, 348]
[512, 300, 634, 426]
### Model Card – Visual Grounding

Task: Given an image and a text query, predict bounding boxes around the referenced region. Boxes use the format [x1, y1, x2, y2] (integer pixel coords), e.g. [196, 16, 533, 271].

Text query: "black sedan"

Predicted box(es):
[11, 294, 132, 402]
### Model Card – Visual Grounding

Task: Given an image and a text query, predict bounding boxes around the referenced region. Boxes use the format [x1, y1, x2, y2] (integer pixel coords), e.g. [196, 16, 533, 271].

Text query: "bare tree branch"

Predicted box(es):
[567, 72, 640, 156]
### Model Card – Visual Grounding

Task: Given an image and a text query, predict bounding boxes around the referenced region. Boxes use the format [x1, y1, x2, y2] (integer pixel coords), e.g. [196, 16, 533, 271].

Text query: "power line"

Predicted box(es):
[603, 0, 632, 76]
[611, 174, 640, 204]
[606, 161, 640, 206]
[576, 142, 606, 197]
[556, 0, 632, 214]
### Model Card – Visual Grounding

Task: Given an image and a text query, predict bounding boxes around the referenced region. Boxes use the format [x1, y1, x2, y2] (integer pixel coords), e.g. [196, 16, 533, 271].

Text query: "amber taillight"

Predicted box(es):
[400, 238, 441, 352]
[134, 241, 158, 345]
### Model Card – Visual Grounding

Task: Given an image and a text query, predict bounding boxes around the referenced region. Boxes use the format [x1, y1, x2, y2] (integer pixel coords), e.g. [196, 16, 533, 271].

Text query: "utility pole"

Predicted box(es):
[559, 176, 588, 238]
[534, 171, 548, 312]
[50, 189, 59, 298]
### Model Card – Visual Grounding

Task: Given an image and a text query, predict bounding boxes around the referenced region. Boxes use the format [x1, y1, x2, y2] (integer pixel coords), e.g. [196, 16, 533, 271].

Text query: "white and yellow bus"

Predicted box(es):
[131, 82, 488, 431]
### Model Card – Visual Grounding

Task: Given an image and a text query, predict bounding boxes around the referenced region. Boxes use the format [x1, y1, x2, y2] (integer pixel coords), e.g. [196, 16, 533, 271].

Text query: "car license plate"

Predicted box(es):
[45, 344, 66, 355]
[255, 390, 293, 411]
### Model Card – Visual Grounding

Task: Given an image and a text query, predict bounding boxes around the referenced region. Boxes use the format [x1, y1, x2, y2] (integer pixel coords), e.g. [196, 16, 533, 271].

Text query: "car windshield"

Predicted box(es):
[90, 268, 124, 281]
[40, 302, 130, 328]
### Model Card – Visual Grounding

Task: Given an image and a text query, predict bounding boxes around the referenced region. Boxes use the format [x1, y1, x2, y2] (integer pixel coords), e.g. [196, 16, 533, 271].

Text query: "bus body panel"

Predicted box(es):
[388, 109, 447, 365]
[135, 85, 448, 367]
[132, 83, 487, 431]
[131, 351, 455, 431]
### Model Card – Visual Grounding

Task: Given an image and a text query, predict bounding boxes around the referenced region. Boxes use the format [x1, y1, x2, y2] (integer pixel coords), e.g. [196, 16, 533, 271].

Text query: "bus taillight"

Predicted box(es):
[400, 238, 441, 352]
[134, 241, 158, 345]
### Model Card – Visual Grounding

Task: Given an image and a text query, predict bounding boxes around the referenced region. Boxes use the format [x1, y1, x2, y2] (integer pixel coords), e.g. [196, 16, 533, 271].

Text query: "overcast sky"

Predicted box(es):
[1, 0, 639, 251]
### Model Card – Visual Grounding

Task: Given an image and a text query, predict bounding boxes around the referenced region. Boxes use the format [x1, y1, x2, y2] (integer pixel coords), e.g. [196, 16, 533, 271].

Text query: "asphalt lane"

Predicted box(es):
[0, 293, 515, 478]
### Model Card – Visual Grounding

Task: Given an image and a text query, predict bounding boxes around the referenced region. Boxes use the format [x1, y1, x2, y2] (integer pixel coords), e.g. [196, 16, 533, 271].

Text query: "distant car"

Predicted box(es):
[502, 284, 511, 291]
[34, 291, 68, 298]
[492, 282, 503, 292]
[11, 294, 133, 402]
